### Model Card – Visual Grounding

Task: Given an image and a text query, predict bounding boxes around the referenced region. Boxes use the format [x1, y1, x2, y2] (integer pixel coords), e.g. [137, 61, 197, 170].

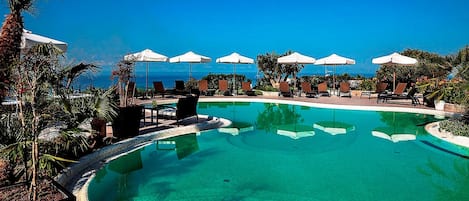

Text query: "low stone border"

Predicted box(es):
[425, 122, 469, 149]
[56, 115, 230, 201]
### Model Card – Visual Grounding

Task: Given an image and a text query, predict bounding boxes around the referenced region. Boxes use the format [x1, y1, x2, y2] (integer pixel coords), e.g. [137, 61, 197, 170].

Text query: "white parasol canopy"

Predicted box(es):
[216, 52, 254, 94]
[276, 124, 315, 140]
[372, 52, 418, 92]
[21, 29, 67, 52]
[277, 52, 316, 93]
[314, 54, 356, 95]
[277, 52, 316, 64]
[314, 54, 355, 65]
[169, 51, 211, 79]
[124, 49, 168, 97]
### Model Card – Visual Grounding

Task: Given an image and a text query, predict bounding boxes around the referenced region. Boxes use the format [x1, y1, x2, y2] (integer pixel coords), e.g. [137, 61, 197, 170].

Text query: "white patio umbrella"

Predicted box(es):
[277, 52, 316, 92]
[21, 29, 68, 52]
[313, 121, 355, 135]
[372, 52, 418, 92]
[314, 54, 355, 95]
[124, 49, 168, 97]
[216, 52, 254, 94]
[169, 51, 211, 80]
[277, 52, 316, 64]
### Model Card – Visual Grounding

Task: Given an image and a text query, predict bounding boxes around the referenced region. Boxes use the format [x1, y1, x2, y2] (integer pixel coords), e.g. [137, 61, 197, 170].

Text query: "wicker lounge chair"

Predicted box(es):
[279, 81, 293, 97]
[317, 82, 330, 97]
[242, 82, 256, 96]
[153, 81, 166, 98]
[379, 83, 420, 105]
[158, 95, 199, 126]
[218, 80, 232, 96]
[339, 82, 351, 98]
[300, 82, 317, 98]
[198, 80, 213, 96]
[174, 80, 189, 95]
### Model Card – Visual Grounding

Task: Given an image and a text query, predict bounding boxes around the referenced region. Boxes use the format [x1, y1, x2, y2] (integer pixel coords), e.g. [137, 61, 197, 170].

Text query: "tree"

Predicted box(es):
[451, 45, 469, 80]
[0, 0, 34, 101]
[0, 43, 115, 201]
[257, 51, 304, 88]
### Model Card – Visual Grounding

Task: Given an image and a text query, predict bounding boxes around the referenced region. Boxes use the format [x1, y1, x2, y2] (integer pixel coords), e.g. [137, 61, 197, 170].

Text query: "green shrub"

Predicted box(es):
[439, 119, 469, 137]
[258, 85, 279, 92]
[359, 79, 375, 91]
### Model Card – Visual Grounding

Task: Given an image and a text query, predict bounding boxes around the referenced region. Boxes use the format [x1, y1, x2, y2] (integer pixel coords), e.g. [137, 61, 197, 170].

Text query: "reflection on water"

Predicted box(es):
[276, 124, 315, 139]
[313, 121, 355, 135]
[218, 121, 254, 135]
[418, 159, 469, 200]
[157, 133, 199, 160]
[256, 103, 303, 133]
[108, 149, 143, 174]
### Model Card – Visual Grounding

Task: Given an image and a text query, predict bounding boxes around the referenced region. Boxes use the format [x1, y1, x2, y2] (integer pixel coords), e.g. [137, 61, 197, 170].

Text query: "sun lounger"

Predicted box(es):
[198, 80, 214, 96]
[158, 95, 199, 126]
[174, 80, 189, 95]
[242, 81, 256, 96]
[378, 82, 406, 103]
[279, 81, 293, 97]
[317, 82, 330, 97]
[218, 80, 232, 96]
[339, 82, 351, 98]
[300, 82, 317, 98]
[153, 81, 166, 98]
[379, 84, 420, 105]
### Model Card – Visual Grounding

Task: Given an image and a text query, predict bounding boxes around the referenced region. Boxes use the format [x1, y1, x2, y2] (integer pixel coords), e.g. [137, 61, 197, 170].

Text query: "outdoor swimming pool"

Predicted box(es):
[87, 101, 469, 201]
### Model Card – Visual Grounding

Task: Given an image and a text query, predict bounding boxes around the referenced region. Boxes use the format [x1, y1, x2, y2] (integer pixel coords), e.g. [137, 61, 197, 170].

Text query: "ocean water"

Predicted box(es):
[74, 70, 375, 91]
[74, 71, 260, 90]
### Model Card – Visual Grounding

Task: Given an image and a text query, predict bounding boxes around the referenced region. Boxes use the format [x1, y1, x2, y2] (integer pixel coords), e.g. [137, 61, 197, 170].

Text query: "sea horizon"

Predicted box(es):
[74, 71, 375, 91]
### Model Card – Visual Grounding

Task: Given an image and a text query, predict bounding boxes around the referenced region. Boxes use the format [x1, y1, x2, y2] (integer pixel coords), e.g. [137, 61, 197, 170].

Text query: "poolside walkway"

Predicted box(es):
[136, 93, 433, 110]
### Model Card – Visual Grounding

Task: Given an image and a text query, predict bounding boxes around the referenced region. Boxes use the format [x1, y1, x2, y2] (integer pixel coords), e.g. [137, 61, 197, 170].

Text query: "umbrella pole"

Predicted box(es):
[393, 71, 396, 93]
[189, 64, 192, 80]
[333, 66, 336, 96]
[146, 62, 149, 98]
[233, 64, 236, 95]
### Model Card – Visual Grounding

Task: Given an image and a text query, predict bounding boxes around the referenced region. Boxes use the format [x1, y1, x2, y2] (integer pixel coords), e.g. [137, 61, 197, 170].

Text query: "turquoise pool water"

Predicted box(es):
[88, 102, 469, 201]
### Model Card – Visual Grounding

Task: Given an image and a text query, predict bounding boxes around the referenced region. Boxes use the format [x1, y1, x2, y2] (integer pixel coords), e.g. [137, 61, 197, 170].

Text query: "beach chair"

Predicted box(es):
[158, 95, 199, 126]
[218, 80, 232, 96]
[378, 82, 406, 103]
[174, 80, 189, 95]
[380, 85, 420, 106]
[362, 82, 388, 99]
[153, 81, 166, 98]
[300, 82, 317, 98]
[198, 80, 208, 94]
[279, 81, 293, 97]
[317, 82, 330, 97]
[242, 82, 256, 96]
[339, 82, 351, 98]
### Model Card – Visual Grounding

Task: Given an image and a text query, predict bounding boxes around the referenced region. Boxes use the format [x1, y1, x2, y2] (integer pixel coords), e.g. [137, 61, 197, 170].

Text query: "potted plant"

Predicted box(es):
[111, 59, 143, 138]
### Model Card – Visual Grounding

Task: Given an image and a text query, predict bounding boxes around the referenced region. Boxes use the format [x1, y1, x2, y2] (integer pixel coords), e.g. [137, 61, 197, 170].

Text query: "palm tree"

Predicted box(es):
[0, 0, 33, 101]
[1, 43, 116, 201]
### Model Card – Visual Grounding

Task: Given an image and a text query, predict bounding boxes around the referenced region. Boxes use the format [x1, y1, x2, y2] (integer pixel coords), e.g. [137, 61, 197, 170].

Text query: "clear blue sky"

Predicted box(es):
[2, 0, 469, 75]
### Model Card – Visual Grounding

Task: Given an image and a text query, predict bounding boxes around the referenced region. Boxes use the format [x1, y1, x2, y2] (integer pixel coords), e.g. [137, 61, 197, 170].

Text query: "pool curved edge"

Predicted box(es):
[425, 122, 469, 149]
[58, 115, 231, 201]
